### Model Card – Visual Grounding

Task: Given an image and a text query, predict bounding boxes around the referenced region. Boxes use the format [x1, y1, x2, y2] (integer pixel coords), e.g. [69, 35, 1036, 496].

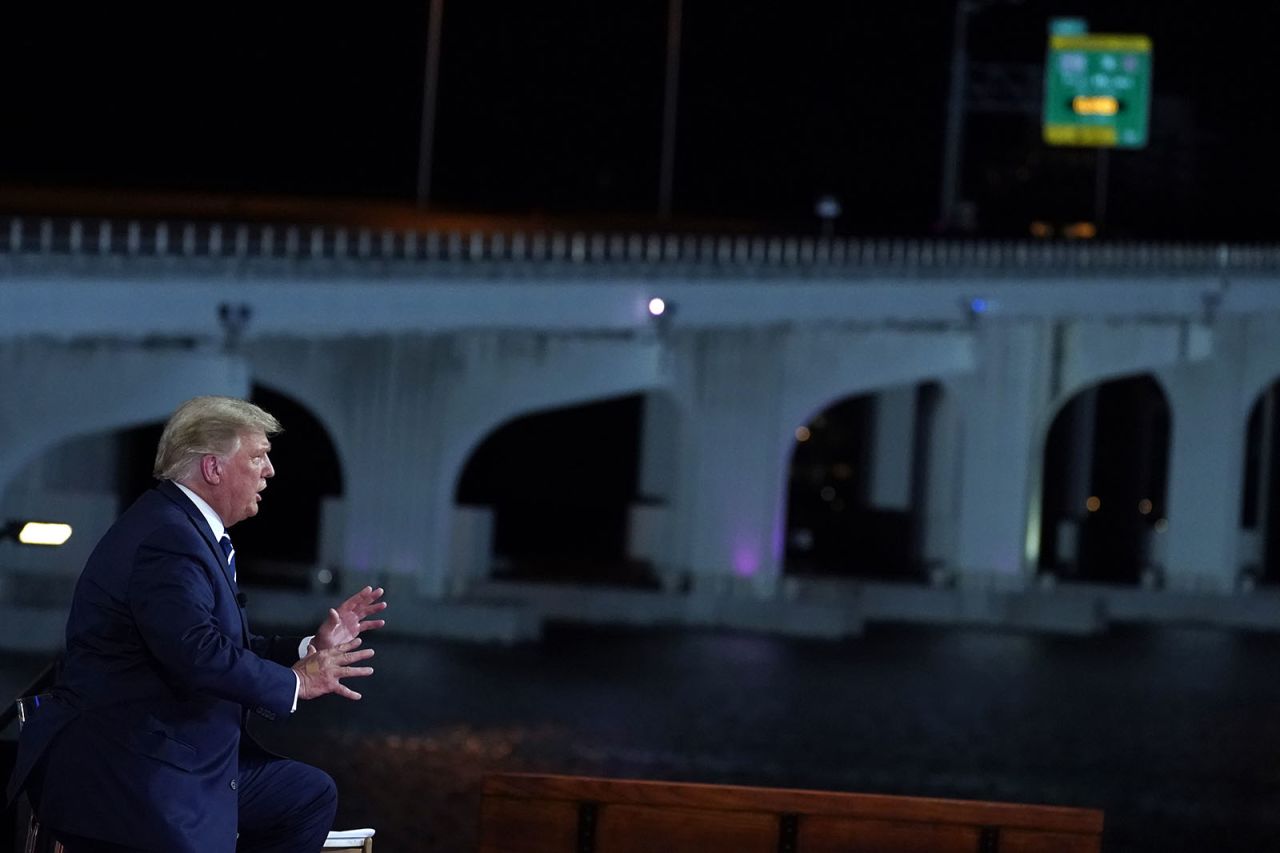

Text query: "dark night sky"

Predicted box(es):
[3, 1, 1278, 239]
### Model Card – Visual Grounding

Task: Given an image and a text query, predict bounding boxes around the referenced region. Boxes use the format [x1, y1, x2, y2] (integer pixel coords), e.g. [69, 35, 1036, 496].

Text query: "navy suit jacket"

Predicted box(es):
[6, 480, 300, 852]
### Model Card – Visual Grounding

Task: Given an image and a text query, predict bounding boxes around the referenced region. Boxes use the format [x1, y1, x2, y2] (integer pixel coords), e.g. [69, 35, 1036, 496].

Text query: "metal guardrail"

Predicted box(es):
[2, 215, 1278, 273]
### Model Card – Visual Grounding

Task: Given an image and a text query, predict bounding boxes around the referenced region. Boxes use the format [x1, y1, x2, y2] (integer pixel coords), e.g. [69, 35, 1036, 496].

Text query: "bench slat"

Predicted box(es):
[1000, 828, 1104, 853]
[482, 774, 1104, 836]
[800, 815, 982, 853]
[597, 804, 777, 853]
[478, 796, 578, 853]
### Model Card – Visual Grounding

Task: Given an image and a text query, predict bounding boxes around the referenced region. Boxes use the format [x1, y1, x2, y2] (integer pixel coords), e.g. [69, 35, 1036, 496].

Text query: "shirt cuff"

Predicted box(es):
[291, 635, 314, 714]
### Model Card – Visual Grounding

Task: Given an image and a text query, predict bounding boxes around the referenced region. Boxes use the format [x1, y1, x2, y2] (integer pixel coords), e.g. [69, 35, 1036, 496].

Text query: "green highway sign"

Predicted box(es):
[1043, 32, 1152, 148]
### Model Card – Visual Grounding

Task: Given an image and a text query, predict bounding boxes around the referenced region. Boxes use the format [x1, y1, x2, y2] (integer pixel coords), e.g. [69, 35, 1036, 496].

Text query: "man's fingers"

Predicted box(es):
[353, 601, 387, 620]
[341, 587, 382, 608]
[340, 648, 375, 664]
[301, 632, 378, 702]
[337, 666, 375, 679]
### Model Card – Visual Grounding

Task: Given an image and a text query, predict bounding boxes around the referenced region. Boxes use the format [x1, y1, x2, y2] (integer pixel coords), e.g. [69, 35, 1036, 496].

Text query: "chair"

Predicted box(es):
[15, 694, 62, 853]
[323, 828, 375, 851]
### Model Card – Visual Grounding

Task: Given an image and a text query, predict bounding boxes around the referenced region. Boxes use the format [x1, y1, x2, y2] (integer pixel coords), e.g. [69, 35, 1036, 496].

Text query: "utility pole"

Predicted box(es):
[657, 0, 683, 220]
[416, 0, 445, 209]
[938, 0, 1032, 233]
[1093, 148, 1109, 231]
[938, 0, 973, 232]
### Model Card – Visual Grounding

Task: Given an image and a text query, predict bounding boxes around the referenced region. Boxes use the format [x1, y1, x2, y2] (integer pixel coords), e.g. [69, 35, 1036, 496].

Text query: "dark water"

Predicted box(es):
[7, 623, 1280, 852]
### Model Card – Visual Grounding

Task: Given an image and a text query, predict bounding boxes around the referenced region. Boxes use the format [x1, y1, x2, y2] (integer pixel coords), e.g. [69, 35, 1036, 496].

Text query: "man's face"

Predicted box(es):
[217, 429, 275, 528]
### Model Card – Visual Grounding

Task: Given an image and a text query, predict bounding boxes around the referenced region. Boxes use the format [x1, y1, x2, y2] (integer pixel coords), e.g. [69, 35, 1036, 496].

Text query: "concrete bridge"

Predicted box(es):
[4, 216, 1280, 644]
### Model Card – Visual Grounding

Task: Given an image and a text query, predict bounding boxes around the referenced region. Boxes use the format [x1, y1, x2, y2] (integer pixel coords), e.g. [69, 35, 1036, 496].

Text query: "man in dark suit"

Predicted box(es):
[6, 396, 387, 852]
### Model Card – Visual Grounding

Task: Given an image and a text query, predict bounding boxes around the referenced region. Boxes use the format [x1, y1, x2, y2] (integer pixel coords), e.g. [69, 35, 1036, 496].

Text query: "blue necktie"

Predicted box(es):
[219, 534, 236, 581]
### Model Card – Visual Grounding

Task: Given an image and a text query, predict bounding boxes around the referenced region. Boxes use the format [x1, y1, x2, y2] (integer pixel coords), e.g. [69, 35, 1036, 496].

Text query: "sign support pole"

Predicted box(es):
[1094, 148, 1109, 230]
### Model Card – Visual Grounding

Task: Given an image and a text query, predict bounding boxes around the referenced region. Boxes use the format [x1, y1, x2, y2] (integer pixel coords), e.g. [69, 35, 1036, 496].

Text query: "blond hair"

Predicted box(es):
[153, 396, 282, 481]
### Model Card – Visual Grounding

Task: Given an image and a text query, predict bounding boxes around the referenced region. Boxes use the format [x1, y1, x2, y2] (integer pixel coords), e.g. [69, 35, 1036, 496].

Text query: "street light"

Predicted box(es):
[647, 296, 676, 338]
[814, 194, 842, 237]
[938, 0, 1024, 232]
[2, 520, 73, 547]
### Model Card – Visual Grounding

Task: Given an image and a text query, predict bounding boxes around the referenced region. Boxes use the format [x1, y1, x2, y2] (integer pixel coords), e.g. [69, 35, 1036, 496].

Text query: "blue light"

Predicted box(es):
[969, 298, 988, 314]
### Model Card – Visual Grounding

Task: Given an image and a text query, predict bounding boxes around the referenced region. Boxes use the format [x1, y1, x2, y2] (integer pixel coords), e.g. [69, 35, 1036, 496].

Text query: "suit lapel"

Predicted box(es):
[155, 481, 251, 643]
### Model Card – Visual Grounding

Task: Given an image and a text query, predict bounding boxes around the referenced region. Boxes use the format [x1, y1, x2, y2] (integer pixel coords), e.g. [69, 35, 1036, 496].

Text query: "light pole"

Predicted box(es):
[658, 0, 684, 220]
[416, 0, 446, 209]
[938, 0, 974, 232]
[938, 0, 1023, 233]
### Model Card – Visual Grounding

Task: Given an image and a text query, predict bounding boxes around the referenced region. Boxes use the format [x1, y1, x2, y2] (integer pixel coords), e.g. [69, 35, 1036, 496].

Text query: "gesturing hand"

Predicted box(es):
[313, 586, 387, 652]
[292, 638, 375, 701]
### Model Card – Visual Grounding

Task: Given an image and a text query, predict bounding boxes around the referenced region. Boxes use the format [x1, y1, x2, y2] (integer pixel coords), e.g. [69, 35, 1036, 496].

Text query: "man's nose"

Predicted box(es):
[263, 454, 275, 478]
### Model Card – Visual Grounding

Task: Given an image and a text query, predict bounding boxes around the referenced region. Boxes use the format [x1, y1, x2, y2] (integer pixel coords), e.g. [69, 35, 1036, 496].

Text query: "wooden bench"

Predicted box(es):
[478, 773, 1103, 853]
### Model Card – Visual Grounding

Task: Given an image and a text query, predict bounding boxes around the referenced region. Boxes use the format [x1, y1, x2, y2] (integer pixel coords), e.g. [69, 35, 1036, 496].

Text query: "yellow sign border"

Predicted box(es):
[1049, 34, 1152, 53]
[1044, 124, 1119, 147]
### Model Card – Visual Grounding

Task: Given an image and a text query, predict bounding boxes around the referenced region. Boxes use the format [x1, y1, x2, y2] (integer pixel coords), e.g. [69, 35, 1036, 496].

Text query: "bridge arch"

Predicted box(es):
[0, 343, 248, 500]
[247, 340, 354, 481]
[782, 381, 948, 581]
[1239, 379, 1280, 584]
[1037, 373, 1171, 584]
[454, 393, 657, 585]
[229, 384, 344, 586]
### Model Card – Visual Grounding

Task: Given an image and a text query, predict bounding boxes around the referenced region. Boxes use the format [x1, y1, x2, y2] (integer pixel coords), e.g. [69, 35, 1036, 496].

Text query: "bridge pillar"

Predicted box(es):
[1159, 322, 1247, 592]
[629, 392, 682, 583]
[869, 385, 916, 512]
[664, 330, 790, 596]
[948, 322, 1052, 588]
[328, 337, 455, 597]
[921, 387, 962, 576]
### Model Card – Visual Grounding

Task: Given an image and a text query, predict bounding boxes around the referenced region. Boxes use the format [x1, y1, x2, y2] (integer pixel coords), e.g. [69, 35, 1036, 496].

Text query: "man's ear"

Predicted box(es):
[199, 454, 221, 485]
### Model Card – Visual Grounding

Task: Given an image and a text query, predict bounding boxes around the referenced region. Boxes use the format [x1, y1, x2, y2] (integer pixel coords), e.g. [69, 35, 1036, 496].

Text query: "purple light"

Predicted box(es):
[732, 544, 759, 577]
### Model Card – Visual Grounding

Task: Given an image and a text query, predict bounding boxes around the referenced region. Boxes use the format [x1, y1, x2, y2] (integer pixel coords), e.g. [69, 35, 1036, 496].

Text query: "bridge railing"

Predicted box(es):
[3, 215, 1278, 274]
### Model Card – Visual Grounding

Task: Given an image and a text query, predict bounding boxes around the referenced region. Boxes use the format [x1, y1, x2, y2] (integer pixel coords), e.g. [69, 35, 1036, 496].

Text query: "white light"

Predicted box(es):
[17, 522, 73, 547]
[815, 194, 842, 219]
[648, 297, 666, 317]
